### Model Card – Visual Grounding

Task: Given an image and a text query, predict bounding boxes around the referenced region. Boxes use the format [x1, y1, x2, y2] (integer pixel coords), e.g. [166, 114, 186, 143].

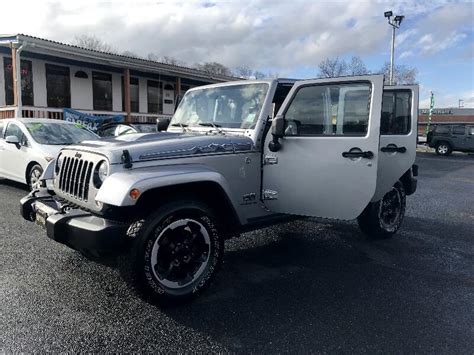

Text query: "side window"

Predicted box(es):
[99, 126, 117, 137]
[116, 124, 135, 136]
[381, 91, 411, 135]
[452, 125, 465, 135]
[284, 82, 371, 136]
[4, 123, 23, 140]
[435, 125, 450, 134]
[0, 121, 4, 138]
[469, 126, 474, 135]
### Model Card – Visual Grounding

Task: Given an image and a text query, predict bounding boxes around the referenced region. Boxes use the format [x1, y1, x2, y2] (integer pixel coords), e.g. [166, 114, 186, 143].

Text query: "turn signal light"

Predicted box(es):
[129, 188, 141, 200]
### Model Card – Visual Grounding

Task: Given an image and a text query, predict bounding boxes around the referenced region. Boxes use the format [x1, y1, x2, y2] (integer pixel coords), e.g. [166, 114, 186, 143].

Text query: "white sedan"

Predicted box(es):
[0, 118, 99, 189]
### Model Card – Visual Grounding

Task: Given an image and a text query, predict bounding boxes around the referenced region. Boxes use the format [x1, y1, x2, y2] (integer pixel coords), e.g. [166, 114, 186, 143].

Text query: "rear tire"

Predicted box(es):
[435, 142, 452, 156]
[357, 182, 406, 239]
[27, 164, 43, 190]
[131, 199, 224, 305]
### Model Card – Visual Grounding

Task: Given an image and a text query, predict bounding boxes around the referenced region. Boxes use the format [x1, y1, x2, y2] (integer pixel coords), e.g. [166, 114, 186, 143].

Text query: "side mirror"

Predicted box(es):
[268, 116, 285, 152]
[5, 135, 20, 147]
[156, 118, 170, 132]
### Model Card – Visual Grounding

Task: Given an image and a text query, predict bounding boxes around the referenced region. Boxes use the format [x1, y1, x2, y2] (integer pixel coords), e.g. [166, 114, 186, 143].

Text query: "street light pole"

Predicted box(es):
[390, 25, 396, 85]
[384, 11, 404, 85]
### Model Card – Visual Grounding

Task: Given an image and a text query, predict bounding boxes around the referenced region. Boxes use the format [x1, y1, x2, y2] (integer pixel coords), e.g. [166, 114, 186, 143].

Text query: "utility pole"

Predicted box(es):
[384, 11, 404, 85]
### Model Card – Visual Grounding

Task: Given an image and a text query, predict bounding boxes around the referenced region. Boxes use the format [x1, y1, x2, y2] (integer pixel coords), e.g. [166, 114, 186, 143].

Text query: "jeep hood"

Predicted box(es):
[64, 132, 254, 164]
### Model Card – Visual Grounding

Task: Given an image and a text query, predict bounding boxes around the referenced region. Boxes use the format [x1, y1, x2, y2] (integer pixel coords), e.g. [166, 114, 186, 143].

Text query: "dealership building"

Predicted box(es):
[0, 34, 234, 122]
[418, 108, 474, 135]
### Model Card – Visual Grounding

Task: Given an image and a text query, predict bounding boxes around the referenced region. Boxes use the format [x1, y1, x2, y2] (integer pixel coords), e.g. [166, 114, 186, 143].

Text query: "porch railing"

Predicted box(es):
[0, 107, 15, 119]
[3, 106, 172, 123]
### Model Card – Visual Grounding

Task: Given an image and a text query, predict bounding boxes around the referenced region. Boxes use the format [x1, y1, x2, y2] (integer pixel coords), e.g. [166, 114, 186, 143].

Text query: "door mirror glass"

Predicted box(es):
[5, 135, 20, 145]
[157, 118, 170, 132]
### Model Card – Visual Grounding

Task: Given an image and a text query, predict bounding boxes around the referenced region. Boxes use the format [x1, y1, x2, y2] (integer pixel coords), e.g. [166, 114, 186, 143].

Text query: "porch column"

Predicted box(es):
[175, 76, 181, 110]
[11, 45, 18, 107]
[124, 68, 131, 122]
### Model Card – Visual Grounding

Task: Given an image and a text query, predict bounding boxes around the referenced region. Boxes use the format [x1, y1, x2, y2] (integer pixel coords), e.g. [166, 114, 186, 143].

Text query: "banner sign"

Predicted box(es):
[63, 109, 124, 132]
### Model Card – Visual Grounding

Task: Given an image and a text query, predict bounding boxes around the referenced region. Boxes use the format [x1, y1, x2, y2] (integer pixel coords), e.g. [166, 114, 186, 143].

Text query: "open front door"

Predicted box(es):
[262, 75, 384, 220]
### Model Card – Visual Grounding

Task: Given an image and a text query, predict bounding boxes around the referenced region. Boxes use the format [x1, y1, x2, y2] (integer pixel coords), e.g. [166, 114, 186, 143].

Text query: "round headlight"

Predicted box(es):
[93, 160, 109, 188]
[97, 161, 109, 182]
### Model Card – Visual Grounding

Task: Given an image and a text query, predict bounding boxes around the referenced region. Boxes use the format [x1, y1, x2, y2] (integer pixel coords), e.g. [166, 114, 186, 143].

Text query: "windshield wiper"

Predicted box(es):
[170, 123, 188, 132]
[198, 122, 225, 134]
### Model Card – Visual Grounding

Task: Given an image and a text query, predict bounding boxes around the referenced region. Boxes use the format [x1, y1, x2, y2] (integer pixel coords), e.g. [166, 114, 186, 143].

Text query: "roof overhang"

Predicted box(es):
[0, 34, 238, 83]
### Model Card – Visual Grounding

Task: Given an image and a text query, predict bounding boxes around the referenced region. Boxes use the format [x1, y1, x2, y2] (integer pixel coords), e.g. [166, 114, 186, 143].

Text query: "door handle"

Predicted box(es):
[381, 145, 407, 153]
[342, 150, 374, 159]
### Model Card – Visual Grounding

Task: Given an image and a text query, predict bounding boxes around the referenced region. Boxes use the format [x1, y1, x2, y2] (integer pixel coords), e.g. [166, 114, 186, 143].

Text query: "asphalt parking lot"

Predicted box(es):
[1, 152, 473, 353]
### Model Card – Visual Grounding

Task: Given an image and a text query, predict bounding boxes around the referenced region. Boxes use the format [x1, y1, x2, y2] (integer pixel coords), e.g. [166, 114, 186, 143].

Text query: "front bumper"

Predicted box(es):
[20, 191, 129, 254]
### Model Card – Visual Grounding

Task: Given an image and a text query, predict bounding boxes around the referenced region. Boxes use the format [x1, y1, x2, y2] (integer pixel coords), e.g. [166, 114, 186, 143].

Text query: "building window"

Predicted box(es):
[147, 80, 162, 114]
[92, 72, 113, 111]
[46, 64, 71, 108]
[122, 77, 140, 112]
[3, 57, 34, 106]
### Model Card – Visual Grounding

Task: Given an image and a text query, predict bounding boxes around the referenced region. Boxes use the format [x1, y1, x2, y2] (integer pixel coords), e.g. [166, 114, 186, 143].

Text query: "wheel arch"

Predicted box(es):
[95, 164, 244, 231]
[25, 161, 42, 184]
[135, 181, 242, 235]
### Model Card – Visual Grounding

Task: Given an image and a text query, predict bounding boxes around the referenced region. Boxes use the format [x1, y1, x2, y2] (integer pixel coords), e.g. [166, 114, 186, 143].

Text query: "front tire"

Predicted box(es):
[27, 164, 43, 190]
[357, 182, 406, 239]
[131, 200, 224, 305]
[435, 142, 452, 156]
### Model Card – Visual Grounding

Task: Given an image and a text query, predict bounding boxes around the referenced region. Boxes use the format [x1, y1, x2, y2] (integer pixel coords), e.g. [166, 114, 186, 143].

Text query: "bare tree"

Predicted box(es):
[161, 56, 185, 66]
[234, 65, 253, 78]
[318, 57, 347, 78]
[72, 35, 115, 53]
[122, 50, 140, 58]
[147, 53, 185, 66]
[195, 62, 233, 76]
[380, 62, 418, 84]
[348, 56, 369, 75]
[147, 52, 160, 61]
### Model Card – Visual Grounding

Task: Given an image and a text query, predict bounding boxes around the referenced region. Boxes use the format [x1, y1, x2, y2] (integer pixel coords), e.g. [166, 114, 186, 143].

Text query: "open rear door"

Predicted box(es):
[372, 85, 418, 201]
[262, 75, 384, 220]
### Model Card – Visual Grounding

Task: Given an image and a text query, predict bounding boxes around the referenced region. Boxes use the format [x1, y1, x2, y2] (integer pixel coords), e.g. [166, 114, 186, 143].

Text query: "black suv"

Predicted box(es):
[427, 124, 474, 156]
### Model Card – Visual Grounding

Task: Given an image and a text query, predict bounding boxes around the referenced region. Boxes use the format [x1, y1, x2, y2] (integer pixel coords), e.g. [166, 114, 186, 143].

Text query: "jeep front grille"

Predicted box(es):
[58, 156, 94, 201]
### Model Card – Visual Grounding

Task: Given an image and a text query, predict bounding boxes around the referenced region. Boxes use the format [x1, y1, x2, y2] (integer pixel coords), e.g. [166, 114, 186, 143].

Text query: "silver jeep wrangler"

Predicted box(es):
[21, 75, 418, 304]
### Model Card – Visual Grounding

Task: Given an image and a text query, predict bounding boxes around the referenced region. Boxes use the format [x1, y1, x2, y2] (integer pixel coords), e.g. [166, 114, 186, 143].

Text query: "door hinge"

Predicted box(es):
[263, 189, 278, 200]
[264, 155, 278, 165]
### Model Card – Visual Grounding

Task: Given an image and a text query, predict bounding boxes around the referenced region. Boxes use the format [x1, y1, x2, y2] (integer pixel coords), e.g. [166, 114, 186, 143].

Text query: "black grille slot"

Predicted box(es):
[58, 156, 94, 202]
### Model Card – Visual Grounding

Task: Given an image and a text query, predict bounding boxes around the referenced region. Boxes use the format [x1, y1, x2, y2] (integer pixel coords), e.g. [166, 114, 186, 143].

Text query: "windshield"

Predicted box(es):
[171, 83, 269, 129]
[25, 122, 99, 145]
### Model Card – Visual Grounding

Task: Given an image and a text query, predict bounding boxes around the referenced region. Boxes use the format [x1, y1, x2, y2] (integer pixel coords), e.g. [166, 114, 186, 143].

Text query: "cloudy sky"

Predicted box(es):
[1, 0, 473, 108]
